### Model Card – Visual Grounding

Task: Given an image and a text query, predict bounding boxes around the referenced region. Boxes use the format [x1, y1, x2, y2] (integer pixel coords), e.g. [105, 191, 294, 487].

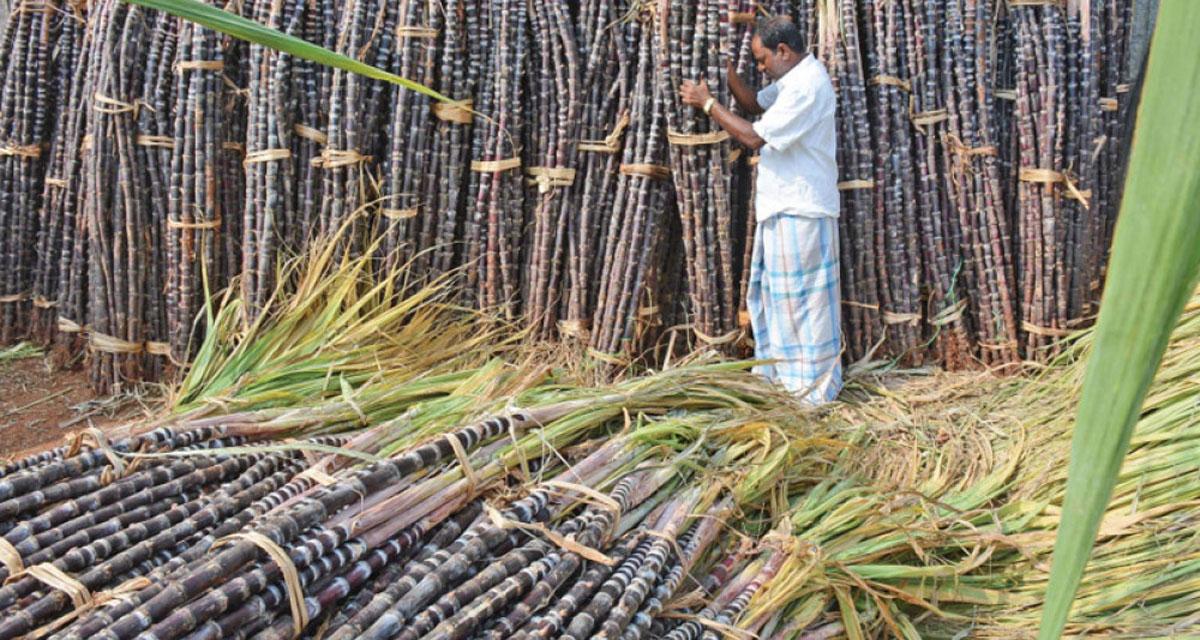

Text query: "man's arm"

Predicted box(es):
[679, 79, 766, 150]
[726, 61, 765, 116]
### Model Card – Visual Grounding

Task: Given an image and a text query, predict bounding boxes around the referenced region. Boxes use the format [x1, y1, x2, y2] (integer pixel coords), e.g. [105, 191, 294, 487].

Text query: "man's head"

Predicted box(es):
[751, 16, 807, 81]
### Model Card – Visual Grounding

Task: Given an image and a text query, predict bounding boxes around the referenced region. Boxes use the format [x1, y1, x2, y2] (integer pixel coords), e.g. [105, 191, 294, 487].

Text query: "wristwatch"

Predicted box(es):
[703, 97, 716, 115]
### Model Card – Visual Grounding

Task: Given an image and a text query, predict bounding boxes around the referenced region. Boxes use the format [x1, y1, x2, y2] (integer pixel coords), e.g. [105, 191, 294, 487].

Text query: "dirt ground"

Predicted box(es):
[0, 355, 143, 459]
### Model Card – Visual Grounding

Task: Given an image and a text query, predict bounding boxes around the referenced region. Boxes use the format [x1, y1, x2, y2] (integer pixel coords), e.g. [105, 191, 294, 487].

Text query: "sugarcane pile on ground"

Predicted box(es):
[3, 229, 1200, 638]
[0, 0, 1141, 392]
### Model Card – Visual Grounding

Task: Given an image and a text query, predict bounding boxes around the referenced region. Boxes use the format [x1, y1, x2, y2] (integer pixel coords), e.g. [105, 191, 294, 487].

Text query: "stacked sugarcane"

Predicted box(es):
[559, 0, 631, 348]
[239, 0, 306, 316]
[0, 0, 56, 343]
[30, 0, 88, 343]
[939, 0, 1021, 366]
[378, 0, 442, 274]
[654, 1, 749, 354]
[586, 9, 674, 362]
[520, 0, 579, 334]
[461, 0, 528, 317]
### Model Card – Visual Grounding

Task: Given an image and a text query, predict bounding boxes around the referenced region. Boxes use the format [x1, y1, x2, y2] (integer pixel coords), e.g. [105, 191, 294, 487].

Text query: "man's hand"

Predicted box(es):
[679, 78, 714, 110]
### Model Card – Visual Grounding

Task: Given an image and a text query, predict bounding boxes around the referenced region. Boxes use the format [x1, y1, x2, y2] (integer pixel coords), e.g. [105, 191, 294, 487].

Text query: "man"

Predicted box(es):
[679, 16, 842, 405]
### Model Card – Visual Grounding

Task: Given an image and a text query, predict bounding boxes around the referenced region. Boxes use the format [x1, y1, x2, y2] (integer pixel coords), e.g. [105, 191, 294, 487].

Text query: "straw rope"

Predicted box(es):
[87, 330, 143, 355]
[482, 503, 615, 566]
[176, 60, 225, 73]
[135, 135, 176, 149]
[396, 25, 438, 39]
[1018, 167, 1091, 208]
[45, 177, 67, 187]
[222, 141, 246, 153]
[0, 143, 42, 158]
[843, 300, 880, 311]
[244, 148, 293, 165]
[542, 479, 623, 540]
[214, 533, 308, 638]
[869, 74, 911, 92]
[32, 295, 57, 309]
[92, 93, 139, 115]
[619, 163, 671, 180]
[381, 208, 419, 220]
[1021, 321, 1073, 338]
[26, 576, 150, 640]
[56, 316, 83, 333]
[667, 129, 730, 146]
[1099, 97, 1119, 111]
[446, 435, 480, 495]
[0, 292, 29, 303]
[1008, 0, 1064, 6]
[311, 149, 370, 168]
[167, 216, 222, 230]
[729, 10, 756, 24]
[693, 326, 740, 346]
[22, 564, 92, 611]
[586, 348, 630, 367]
[293, 124, 328, 145]
[75, 427, 127, 481]
[911, 109, 950, 131]
[526, 166, 576, 193]
[994, 88, 1017, 100]
[738, 309, 751, 328]
[577, 110, 630, 153]
[882, 310, 922, 326]
[836, 179, 874, 190]
[431, 100, 474, 124]
[297, 467, 339, 486]
[470, 157, 522, 172]
[929, 298, 969, 327]
[0, 537, 23, 575]
[557, 319, 588, 339]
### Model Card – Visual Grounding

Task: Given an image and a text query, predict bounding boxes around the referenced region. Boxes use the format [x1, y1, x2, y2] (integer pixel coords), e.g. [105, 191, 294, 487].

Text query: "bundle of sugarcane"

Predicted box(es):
[520, 0, 579, 335]
[1012, 3, 1077, 357]
[861, 0, 927, 363]
[30, 0, 88, 343]
[79, 0, 161, 392]
[904, 0, 975, 368]
[588, 14, 674, 363]
[378, 0, 441, 273]
[817, 0, 885, 362]
[0, 0, 57, 342]
[239, 0, 306, 316]
[462, 0, 527, 316]
[1093, 0, 1133, 259]
[167, 3, 244, 364]
[654, 1, 747, 353]
[317, 0, 396, 235]
[559, 0, 633, 347]
[939, 0, 1020, 366]
[133, 10, 180, 374]
[290, 0, 338, 248]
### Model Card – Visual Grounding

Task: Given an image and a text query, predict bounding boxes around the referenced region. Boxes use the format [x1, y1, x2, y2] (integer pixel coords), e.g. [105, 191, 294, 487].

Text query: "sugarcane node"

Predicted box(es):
[213, 532, 309, 638]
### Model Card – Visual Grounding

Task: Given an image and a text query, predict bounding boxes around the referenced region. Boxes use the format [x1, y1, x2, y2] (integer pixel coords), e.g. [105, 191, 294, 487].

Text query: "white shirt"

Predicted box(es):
[751, 55, 840, 221]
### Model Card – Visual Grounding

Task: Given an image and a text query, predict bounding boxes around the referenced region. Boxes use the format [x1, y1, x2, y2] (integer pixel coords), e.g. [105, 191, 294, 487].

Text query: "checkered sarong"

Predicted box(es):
[746, 213, 843, 405]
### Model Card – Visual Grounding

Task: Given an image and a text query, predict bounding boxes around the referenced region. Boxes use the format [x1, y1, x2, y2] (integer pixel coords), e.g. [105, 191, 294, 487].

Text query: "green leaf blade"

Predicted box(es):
[1039, 2, 1200, 638]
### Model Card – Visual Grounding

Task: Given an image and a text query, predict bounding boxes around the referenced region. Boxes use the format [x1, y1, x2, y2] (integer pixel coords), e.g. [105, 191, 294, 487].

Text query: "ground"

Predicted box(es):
[0, 353, 142, 459]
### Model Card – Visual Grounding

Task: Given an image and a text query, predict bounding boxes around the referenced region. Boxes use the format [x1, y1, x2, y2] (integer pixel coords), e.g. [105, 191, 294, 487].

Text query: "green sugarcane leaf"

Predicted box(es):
[122, 0, 454, 104]
[1038, 2, 1200, 638]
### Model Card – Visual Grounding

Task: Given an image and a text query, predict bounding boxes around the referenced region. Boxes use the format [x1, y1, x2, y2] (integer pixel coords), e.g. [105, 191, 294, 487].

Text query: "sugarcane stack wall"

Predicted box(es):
[0, 0, 1139, 390]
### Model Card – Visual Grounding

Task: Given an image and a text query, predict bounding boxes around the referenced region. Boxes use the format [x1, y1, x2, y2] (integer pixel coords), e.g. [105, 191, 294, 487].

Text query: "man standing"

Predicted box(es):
[679, 16, 842, 405]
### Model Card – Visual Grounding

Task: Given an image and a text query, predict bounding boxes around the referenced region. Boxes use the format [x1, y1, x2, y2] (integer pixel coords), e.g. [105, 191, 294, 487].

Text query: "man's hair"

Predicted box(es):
[755, 16, 806, 54]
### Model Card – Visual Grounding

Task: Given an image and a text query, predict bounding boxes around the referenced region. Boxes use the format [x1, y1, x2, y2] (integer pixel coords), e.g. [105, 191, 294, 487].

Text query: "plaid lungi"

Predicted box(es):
[746, 213, 843, 405]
